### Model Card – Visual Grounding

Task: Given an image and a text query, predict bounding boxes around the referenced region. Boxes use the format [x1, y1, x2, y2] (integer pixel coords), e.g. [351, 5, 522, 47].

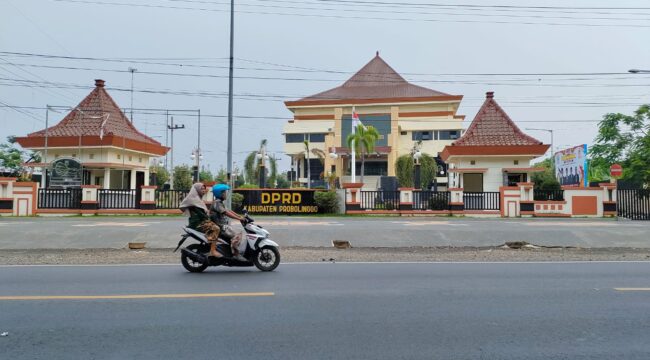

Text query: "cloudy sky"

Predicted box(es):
[1, 0, 649, 174]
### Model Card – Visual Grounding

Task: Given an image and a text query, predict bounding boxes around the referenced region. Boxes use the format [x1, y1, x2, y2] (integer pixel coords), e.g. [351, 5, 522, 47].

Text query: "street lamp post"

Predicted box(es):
[412, 141, 422, 189]
[128, 67, 137, 123]
[191, 148, 203, 183]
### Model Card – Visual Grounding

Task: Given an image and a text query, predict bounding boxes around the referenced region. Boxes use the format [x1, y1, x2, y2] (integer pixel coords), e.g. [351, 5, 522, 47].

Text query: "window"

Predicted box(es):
[438, 130, 460, 140]
[117, 154, 121, 160]
[89, 154, 95, 160]
[514, 160, 519, 165]
[412, 131, 433, 141]
[71, 154, 76, 158]
[129, 156, 133, 161]
[470, 160, 476, 165]
[286, 133, 305, 143]
[139, 157, 143, 163]
[506, 173, 526, 186]
[309, 133, 326, 143]
[55, 154, 60, 158]
[463, 173, 483, 192]
[400, 131, 407, 135]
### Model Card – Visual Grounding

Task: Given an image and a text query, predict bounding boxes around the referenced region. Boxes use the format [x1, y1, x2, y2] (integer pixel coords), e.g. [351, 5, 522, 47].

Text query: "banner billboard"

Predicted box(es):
[554, 145, 588, 187]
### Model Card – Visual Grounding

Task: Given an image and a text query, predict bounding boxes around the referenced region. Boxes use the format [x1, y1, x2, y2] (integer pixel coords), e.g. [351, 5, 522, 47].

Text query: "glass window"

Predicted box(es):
[309, 133, 326, 142]
[412, 131, 433, 141]
[285, 133, 305, 143]
[438, 130, 460, 140]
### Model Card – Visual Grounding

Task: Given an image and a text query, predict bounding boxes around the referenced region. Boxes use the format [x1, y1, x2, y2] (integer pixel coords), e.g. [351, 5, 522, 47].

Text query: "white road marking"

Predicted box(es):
[262, 221, 343, 226]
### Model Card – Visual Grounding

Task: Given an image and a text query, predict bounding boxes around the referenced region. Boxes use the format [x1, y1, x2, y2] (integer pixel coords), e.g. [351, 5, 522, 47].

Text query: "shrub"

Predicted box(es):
[237, 183, 258, 189]
[231, 192, 244, 212]
[314, 191, 339, 214]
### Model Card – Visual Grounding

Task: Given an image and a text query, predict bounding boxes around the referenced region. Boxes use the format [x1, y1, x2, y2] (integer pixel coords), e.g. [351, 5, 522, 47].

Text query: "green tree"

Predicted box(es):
[395, 153, 438, 189]
[199, 169, 213, 182]
[590, 104, 650, 186]
[243, 139, 278, 187]
[149, 164, 169, 188]
[346, 124, 380, 185]
[530, 158, 561, 191]
[275, 173, 290, 189]
[214, 167, 228, 183]
[173, 165, 193, 190]
[0, 143, 24, 175]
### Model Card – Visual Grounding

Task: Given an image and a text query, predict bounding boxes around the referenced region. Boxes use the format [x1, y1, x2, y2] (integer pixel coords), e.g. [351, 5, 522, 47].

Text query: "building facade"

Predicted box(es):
[441, 92, 549, 192]
[16, 79, 168, 189]
[283, 53, 465, 189]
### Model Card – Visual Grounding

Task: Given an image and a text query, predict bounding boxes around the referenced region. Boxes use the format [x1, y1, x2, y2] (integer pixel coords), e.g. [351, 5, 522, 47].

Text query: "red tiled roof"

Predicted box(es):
[294, 53, 454, 102]
[452, 92, 543, 147]
[26, 79, 162, 147]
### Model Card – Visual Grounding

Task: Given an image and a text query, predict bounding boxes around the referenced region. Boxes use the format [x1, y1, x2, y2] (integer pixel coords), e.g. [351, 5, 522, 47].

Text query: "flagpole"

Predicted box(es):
[351, 106, 356, 183]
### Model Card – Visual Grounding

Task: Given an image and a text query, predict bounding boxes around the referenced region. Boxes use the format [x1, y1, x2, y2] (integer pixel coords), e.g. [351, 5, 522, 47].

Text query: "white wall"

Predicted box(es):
[454, 156, 535, 192]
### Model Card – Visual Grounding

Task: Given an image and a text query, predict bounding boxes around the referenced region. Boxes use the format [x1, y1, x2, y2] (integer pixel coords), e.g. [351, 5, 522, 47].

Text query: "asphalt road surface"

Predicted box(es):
[1, 216, 649, 249]
[1, 262, 649, 359]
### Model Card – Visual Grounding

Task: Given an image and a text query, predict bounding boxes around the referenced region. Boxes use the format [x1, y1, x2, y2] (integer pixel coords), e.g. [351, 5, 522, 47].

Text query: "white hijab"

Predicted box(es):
[179, 183, 208, 215]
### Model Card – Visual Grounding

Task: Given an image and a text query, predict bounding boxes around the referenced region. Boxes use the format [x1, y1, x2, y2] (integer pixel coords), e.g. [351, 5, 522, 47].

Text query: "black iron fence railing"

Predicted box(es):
[98, 189, 137, 209]
[534, 189, 565, 201]
[463, 192, 500, 210]
[155, 189, 189, 209]
[37, 188, 82, 209]
[359, 191, 400, 210]
[617, 189, 650, 220]
[413, 191, 450, 210]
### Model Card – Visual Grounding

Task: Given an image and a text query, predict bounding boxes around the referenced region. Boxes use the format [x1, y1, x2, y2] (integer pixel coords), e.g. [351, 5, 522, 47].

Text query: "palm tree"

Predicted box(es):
[346, 124, 380, 185]
[243, 139, 277, 187]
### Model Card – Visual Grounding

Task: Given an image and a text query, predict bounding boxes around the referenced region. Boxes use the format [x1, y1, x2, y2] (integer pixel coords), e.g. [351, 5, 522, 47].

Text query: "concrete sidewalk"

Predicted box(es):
[1, 216, 649, 249]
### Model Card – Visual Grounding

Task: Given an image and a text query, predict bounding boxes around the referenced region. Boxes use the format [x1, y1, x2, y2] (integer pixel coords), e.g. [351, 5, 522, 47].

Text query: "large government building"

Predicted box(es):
[283, 53, 465, 189]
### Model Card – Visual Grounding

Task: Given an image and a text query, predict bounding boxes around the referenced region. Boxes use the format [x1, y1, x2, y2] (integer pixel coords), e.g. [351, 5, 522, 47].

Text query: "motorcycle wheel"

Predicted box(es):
[181, 243, 209, 273]
[253, 246, 280, 272]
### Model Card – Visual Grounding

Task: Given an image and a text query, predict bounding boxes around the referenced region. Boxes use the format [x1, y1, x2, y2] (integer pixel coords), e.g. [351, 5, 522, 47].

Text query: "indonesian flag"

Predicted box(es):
[352, 108, 360, 127]
[99, 114, 110, 140]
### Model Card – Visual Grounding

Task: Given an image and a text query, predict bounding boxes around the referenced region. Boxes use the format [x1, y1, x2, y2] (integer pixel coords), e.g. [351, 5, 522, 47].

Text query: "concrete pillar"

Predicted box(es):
[144, 168, 150, 186]
[103, 168, 111, 189]
[449, 187, 464, 214]
[130, 169, 137, 189]
[399, 188, 413, 211]
[387, 106, 399, 176]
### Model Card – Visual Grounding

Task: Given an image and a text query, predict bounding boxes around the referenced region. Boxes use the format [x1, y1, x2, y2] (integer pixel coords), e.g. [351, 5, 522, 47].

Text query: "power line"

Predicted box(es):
[2, 51, 643, 78]
[52, 0, 650, 28]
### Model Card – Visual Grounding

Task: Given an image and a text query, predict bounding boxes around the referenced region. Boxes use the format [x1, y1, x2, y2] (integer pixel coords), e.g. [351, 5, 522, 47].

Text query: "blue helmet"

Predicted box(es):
[212, 183, 230, 198]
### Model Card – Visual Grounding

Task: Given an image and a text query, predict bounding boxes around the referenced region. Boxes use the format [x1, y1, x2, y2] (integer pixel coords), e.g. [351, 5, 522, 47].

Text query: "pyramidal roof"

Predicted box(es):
[452, 92, 543, 147]
[17, 79, 168, 156]
[292, 53, 456, 103]
[28, 79, 159, 144]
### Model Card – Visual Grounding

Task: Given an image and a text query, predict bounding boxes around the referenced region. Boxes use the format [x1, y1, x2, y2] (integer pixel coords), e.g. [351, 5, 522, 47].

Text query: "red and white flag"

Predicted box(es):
[99, 114, 110, 140]
[352, 109, 360, 127]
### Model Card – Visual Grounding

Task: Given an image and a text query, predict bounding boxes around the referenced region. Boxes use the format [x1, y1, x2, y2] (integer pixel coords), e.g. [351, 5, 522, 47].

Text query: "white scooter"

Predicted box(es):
[174, 209, 280, 272]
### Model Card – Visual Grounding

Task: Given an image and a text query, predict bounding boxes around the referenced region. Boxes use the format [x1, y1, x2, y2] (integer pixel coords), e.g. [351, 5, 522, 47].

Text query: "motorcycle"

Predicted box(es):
[174, 209, 281, 272]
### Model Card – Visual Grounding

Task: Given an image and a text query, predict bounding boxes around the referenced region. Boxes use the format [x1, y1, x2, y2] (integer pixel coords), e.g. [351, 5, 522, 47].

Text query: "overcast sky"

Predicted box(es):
[1, 0, 649, 174]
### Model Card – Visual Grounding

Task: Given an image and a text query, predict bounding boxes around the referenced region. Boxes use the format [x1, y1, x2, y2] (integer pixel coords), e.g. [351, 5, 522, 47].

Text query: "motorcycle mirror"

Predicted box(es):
[242, 207, 248, 214]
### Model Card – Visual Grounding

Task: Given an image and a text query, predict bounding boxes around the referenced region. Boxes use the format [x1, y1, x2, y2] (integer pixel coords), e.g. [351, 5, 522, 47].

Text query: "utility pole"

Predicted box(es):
[43, 105, 50, 188]
[167, 116, 185, 189]
[164, 110, 169, 169]
[197, 109, 201, 179]
[226, 0, 235, 209]
[129, 67, 137, 123]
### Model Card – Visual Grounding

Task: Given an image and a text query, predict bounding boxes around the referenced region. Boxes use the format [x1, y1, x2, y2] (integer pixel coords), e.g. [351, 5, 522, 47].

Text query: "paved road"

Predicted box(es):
[1, 216, 649, 249]
[1, 262, 649, 359]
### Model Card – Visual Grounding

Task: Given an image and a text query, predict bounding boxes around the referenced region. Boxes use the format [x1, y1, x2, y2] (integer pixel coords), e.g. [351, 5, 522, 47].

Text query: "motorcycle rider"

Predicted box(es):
[179, 183, 222, 258]
[210, 184, 246, 259]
